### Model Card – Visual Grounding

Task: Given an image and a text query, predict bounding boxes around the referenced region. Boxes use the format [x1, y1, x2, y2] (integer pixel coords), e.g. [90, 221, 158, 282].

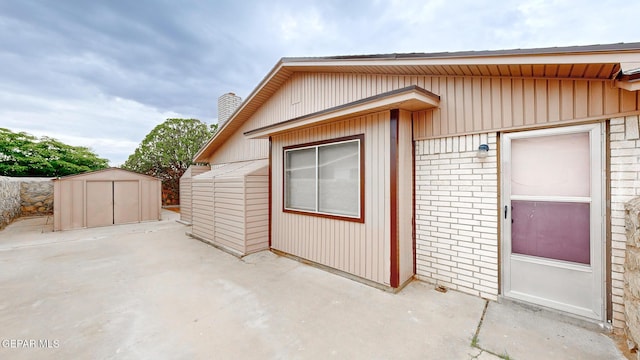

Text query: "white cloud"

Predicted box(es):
[0, 91, 192, 166]
[2, 0, 640, 168]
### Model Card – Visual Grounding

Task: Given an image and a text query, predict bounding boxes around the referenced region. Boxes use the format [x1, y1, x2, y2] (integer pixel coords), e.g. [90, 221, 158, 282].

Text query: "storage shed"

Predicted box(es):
[189, 159, 269, 256]
[179, 165, 210, 224]
[53, 168, 161, 231]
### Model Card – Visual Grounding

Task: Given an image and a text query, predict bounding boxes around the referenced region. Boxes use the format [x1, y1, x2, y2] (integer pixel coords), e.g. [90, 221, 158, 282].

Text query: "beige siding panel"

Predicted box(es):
[244, 175, 269, 253]
[213, 176, 245, 253]
[589, 81, 604, 116]
[560, 80, 574, 120]
[272, 111, 390, 285]
[113, 181, 139, 224]
[86, 181, 113, 228]
[511, 79, 525, 127]
[141, 180, 160, 221]
[621, 89, 638, 112]
[54, 180, 85, 230]
[209, 173, 268, 255]
[548, 79, 560, 122]
[205, 73, 640, 163]
[574, 81, 589, 118]
[180, 177, 192, 223]
[191, 180, 215, 241]
[179, 165, 210, 224]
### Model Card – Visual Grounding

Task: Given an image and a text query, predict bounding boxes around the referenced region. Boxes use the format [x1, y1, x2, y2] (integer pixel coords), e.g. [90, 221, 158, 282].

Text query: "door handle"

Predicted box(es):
[504, 205, 508, 219]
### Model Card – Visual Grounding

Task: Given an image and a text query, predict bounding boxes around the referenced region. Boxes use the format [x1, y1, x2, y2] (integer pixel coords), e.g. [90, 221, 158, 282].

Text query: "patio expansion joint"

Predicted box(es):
[469, 300, 513, 359]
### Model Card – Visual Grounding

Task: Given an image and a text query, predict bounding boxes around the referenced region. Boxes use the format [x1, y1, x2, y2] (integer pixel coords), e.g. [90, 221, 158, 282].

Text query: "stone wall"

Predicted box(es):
[0, 176, 21, 229]
[0, 177, 53, 229]
[20, 178, 53, 216]
[625, 197, 640, 354]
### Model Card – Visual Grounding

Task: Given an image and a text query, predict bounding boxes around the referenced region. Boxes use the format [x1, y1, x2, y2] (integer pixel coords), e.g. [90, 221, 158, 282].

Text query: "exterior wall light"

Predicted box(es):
[477, 144, 489, 158]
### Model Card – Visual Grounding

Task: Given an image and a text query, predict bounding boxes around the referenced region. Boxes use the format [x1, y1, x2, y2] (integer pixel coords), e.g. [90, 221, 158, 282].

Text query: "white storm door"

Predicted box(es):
[502, 124, 604, 321]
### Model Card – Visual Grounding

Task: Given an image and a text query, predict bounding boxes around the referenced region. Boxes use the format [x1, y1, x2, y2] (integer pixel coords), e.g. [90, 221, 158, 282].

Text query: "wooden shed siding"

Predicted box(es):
[244, 175, 269, 253]
[180, 178, 192, 223]
[179, 165, 210, 224]
[191, 180, 215, 241]
[271, 112, 390, 285]
[208, 73, 640, 165]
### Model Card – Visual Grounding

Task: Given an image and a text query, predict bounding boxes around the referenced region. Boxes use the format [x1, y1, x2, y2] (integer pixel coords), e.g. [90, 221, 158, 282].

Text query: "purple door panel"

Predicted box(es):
[511, 200, 590, 264]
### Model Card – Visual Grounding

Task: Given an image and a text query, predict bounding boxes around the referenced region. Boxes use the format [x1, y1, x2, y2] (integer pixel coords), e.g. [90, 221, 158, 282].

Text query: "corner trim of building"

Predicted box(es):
[268, 136, 273, 248]
[390, 108, 400, 288]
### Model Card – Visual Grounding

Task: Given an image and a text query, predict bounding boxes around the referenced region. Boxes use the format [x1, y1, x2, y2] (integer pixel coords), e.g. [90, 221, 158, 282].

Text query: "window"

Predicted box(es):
[284, 135, 364, 222]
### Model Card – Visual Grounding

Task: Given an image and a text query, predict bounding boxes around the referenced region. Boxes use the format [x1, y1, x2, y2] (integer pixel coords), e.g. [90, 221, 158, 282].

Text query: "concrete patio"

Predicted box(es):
[0, 211, 627, 359]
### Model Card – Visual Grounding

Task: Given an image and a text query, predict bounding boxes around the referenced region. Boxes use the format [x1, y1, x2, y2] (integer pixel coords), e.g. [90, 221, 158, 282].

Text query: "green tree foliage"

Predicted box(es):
[122, 118, 216, 205]
[0, 128, 109, 177]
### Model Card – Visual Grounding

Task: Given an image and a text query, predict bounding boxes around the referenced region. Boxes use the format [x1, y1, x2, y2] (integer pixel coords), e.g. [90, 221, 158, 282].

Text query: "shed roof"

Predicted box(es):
[193, 159, 268, 180]
[52, 167, 160, 182]
[194, 42, 640, 162]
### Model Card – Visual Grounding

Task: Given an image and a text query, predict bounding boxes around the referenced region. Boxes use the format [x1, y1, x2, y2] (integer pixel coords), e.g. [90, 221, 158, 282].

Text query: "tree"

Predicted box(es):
[0, 128, 109, 177]
[122, 118, 216, 205]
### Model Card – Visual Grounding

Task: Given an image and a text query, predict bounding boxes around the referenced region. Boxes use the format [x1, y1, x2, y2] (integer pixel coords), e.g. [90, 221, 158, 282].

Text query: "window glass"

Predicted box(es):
[318, 141, 359, 216]
[284, 137, 362, 220]
[285, 147, 316, 211]
[511, 132, 590, 197]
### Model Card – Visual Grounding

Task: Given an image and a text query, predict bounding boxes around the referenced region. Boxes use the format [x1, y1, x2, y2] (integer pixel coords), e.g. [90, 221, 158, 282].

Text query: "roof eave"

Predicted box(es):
[193, 59, 287, 163]
[195, 42, 640, 163]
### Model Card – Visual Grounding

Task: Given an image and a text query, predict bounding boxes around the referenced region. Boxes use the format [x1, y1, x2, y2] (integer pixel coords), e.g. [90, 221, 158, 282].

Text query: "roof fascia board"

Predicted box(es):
[281, 52, 640, 68]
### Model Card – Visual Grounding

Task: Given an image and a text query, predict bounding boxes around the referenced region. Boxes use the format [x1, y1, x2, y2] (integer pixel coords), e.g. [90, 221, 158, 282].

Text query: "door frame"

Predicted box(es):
[500, 123, 606, 321]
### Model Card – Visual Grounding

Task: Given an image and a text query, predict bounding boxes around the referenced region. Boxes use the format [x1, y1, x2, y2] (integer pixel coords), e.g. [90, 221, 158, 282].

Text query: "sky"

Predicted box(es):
[1, 0, 639, 166]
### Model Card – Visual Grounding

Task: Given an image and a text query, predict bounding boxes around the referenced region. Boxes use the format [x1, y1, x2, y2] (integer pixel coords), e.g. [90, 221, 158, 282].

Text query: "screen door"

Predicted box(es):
[502, 124, 604, 320]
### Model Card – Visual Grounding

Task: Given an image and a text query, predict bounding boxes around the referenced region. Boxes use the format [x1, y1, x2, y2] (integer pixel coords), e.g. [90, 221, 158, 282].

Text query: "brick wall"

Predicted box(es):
[415, 132, 499, 300]
[611, 115, 640, 332]
[217, 93, 242, 127]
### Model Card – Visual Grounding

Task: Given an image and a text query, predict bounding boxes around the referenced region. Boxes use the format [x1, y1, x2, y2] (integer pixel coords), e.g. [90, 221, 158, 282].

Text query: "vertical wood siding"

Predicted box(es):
[209, 73, 640, 166]
[271, 111, 391, 285]
[414, 78, 640, 138]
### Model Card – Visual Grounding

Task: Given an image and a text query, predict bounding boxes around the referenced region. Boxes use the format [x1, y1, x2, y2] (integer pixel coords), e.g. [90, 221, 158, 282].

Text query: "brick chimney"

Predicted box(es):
[217, 92, 242, 127]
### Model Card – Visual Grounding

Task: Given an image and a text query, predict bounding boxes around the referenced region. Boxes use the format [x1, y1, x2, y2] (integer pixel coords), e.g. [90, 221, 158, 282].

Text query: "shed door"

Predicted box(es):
[86, 181, 114, 228]
[502, 124, 604, 321]
[114, 181, 140, 224]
